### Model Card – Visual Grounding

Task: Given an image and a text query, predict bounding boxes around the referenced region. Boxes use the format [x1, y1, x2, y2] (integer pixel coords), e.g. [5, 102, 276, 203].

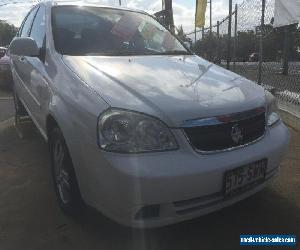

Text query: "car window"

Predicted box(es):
[20, 7, 38, 38]
[18, 17, 26, 37]
[30, 5, 46, 49]
[51, 6, 190, 56]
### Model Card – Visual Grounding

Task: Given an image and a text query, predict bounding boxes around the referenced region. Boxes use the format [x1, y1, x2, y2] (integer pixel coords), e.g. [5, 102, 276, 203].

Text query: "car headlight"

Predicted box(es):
[265, 91, 280, 127]
[97, 109, 178, 153]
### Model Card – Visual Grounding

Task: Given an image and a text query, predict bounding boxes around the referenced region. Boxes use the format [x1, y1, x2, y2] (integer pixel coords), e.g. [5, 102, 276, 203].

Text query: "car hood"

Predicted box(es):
[63, 55, 266, 127]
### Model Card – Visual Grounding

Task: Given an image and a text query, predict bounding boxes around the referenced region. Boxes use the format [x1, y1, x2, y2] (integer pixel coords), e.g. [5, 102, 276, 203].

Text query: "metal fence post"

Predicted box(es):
[194, 5, 197, 47]
[258, 0, 266, 85]
[283, 26, 290, 75]
[227, 0, 232, 70]
[217, 21, 220, 63]
[233, 4, 238, 71]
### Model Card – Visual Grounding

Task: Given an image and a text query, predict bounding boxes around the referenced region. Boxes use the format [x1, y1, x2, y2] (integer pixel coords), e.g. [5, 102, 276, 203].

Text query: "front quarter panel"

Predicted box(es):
[42, 2, 110, 202]
[49, 57, 110, 200]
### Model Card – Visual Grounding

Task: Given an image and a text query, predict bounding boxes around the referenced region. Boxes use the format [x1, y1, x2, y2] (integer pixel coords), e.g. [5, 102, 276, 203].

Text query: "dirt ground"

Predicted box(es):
[0, 87, 13, 122]
[0, 87, 299, 250]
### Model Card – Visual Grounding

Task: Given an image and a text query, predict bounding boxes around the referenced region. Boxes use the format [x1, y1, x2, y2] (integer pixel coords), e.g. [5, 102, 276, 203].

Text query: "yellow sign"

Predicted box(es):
[195, 0, 207, 27]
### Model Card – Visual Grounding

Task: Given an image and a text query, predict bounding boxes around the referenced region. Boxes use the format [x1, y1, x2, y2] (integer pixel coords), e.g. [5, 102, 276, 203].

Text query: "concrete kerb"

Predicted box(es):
[279, 109, 300, 132]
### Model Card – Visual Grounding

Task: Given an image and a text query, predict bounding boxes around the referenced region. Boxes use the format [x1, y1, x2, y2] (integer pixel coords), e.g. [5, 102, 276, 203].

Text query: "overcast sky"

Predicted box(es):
[0, 0, 243, 33]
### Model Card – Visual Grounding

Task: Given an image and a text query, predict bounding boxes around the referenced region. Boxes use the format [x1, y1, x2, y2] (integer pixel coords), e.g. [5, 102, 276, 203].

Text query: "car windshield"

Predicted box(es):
[51, 6, 190, 56]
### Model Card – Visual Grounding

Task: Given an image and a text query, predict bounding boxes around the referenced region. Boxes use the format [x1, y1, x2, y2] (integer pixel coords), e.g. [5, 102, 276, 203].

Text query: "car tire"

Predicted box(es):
[13, 87, 28, 116]
[49, 127, 85, 216]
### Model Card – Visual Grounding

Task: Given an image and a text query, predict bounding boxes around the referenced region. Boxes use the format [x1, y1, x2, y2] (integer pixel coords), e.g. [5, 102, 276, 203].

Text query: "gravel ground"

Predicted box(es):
[0, 87, 299, 250]
[0, 86, 12, 98]
[0, 87, 14, 122]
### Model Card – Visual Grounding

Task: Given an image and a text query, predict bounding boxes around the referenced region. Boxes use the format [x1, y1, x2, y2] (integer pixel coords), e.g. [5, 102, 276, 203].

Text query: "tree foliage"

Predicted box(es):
[0, 20, 18, 47]
[193, 24, 300, 62]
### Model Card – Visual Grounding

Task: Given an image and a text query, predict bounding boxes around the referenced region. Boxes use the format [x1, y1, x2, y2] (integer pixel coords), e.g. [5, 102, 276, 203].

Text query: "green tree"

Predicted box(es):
[0, 20, 18, 47]
[236, 30, 256, 61]
[261, 23, 299, 61]
[194, 32, 218, 60]
[194, 25, 300, 63]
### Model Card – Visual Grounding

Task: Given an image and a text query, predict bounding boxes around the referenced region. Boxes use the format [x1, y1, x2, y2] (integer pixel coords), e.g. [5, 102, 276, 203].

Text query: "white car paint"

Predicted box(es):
[10, 1, 290, 228]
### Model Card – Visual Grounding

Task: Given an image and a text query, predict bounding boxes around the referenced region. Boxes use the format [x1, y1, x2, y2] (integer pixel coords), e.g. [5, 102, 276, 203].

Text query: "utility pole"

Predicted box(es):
[164, 0, 174, 31]
[258, 0, 265, 85]
[233, 3, 238, 71]
[157, 0, 174, 31]
[119, 0, 121, 6]
[155, 0, 174, 31]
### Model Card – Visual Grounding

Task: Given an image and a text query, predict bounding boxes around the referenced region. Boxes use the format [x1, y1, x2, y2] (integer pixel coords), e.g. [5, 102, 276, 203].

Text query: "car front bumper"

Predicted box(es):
[74, 121, 290, 228]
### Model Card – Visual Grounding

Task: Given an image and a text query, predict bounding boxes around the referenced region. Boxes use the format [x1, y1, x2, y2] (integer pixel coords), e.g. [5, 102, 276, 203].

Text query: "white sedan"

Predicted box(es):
[9, 1, 289, 228]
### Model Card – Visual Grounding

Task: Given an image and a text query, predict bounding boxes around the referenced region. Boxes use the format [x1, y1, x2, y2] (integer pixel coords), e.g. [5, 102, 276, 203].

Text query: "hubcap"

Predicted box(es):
[53, 140, 71, 204]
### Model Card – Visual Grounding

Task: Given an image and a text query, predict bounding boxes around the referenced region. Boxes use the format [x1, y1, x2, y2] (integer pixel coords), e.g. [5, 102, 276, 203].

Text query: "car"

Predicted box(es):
[0, 48, 13, 88]
[9, 1, 290, 228]
[0, 47, 7, 57]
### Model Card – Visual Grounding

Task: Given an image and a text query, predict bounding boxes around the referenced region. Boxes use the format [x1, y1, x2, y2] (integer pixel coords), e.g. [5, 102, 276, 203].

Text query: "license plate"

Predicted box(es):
[224, 159, 267, 197]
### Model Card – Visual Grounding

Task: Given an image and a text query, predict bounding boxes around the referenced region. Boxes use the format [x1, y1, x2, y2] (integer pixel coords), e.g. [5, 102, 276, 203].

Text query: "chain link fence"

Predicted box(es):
[189, 0, 300, 117]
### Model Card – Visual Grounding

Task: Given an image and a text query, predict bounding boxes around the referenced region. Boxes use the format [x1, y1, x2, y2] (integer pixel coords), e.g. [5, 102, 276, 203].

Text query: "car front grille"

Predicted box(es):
[183, 108, 266, 152]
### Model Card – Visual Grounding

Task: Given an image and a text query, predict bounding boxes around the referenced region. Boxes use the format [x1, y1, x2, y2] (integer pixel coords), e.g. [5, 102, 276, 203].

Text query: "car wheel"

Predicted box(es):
[13, 88, 28, 116]
[49, 127, 85, 216]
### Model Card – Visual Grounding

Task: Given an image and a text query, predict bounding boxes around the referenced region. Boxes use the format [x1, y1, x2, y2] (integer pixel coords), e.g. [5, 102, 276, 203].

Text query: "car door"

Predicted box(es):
[12, 7, 38, 111]
[26, 4, 50, 130]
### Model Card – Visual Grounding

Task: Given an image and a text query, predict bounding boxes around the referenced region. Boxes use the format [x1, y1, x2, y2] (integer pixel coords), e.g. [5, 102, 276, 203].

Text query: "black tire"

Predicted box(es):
[49, 127, 85, 216]
[13, 87, 28, 116]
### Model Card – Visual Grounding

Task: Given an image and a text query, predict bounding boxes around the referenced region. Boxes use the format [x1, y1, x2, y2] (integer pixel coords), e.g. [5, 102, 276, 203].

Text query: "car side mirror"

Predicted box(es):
[9, 37, 40, 57]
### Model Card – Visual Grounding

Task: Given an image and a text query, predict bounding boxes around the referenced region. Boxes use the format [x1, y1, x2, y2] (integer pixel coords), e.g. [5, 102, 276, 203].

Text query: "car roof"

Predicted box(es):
[42, 0, 147, 15]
